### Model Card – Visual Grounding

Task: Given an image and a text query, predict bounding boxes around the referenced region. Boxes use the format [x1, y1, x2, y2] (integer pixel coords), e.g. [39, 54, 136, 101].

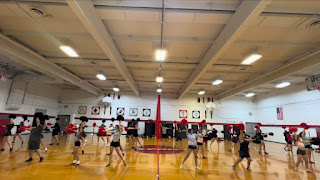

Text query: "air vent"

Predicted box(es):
[30, 7, 44, 17]
[306, 19, 320, 29]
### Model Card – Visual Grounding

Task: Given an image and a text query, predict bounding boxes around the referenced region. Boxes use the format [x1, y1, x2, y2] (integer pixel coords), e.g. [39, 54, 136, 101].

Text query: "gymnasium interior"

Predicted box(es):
[0, 0, 320, 179]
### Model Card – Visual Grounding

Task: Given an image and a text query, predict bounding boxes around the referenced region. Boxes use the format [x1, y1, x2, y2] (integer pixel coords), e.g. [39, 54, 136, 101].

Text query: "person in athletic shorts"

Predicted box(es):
[197, 129, 207, 159]
[256, 129, 268, 155]
[180, 128, 200, 170]
[69, 118, 87, 166]
[210, 127, 219, 147]
[106, 125, 126, 167]
[301, 129, 314, 164]
[229, 131, 238, 152]
[174, 123, 185, 149]
[1, 114, 15, 151]
[294, 132, 311, 173]
[232, 131, 254, 171]
[160, 123, 171, 146]
[49, 118, 60, 145]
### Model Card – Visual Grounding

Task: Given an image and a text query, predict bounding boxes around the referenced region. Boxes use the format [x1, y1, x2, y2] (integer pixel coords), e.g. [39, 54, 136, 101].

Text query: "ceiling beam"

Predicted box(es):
[216, 47, 320, 100]
[67, 0, 140, 96]
[177, 0, 270, 99]
[0, 34, 102, 95]
[5, 30, 319, 48]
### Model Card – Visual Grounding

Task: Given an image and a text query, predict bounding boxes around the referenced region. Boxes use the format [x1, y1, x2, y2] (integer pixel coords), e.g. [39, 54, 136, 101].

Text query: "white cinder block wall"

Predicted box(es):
[58, 89, 256, 137]
[0, 80, 60, 133]
[1, 79, 319, 143]
[256, 84, 320, 143]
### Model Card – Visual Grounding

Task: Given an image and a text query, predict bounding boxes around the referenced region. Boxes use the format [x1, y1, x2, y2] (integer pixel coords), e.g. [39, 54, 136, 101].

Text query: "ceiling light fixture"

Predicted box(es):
[198, 91, 205, 95]
[96, 74, 106, 80]
[59, 46, 79, 57]
[245, 93, 255, 97]
[212, 79, 223, 85]
[155, 49, 166, 61]
[156, 76, 163, 83]
[157, 88, 162, 93]
[241, 53, 262, 65]
[113, 87, 120, 92]
[276, 82, 291, 88]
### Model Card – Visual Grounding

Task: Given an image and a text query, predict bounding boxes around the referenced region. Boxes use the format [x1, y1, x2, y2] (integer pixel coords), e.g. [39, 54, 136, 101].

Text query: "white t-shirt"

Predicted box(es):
[187, 133, 198, 146]
[197, 133, 203, 143]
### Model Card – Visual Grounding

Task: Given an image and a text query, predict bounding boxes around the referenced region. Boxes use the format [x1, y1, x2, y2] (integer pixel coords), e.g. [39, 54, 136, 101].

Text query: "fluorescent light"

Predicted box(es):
[212, 79, 223, 85]
[241, 53, 262, 65]
[155, 49, 166, 61]
[113, 87, 120, 92]
[96, 74, 106, 80]
[157, 88, 162, 93]
[245, 93, 255, 97]
[276, 82, 291, 88]
[198, 91, 205, 95]
[59, 46, 79, 57]
[156, 76, 163, 83]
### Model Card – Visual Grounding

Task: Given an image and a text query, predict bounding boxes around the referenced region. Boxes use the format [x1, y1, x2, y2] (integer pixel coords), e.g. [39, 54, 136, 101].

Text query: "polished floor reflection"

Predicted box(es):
[0, 134, 319, 180]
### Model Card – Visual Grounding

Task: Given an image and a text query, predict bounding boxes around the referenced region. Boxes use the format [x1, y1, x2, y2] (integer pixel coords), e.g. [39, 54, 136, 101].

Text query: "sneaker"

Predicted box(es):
[180, 164, 183, 169]
[25, 158, 33, 162]
[247, 168, 252, 172]
[294, 167, 298, 172]
[39, 157, 44, 163]
[232, 165, 236, 170]
[195, 166, 200, 170]
[106, 163, 111, 167]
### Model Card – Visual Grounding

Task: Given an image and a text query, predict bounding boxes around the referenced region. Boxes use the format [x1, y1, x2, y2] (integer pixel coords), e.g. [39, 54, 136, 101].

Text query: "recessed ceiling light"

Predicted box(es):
[241, 53, 262, 65]
[157, 88, 162, 93]
[276, 82, 291, 88]
[156, 76, 163, 83]
[59, 46, 79, 57]
[96, 74, 106, 80]
[113, 87, 120, 92]
[198, 91, 205, 95]
[212, 79, 223, 85]
[155, 49, 166, 61]
[245, 93, 255, 97]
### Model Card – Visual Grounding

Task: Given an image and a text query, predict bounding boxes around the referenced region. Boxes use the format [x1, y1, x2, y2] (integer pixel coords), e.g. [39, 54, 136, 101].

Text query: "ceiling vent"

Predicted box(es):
[29, 7, 52, 18]
[306, 19, 320, 29]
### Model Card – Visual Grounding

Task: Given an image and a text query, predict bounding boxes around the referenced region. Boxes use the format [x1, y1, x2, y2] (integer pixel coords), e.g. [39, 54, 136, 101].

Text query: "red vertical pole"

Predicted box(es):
[155, 94, 161, 139]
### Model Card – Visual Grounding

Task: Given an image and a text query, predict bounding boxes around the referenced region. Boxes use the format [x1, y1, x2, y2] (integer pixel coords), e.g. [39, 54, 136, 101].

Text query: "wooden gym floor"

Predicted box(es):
[0, 134, 319, 180]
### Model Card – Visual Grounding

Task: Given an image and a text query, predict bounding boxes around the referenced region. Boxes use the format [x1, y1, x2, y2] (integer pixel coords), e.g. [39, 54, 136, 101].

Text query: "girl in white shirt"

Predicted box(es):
[180, 128, 201, 170]
[197, 129, 207, 159]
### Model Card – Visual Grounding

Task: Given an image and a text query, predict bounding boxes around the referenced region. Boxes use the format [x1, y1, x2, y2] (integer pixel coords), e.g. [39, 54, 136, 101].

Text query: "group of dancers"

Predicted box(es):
[1, 114, 319, 173]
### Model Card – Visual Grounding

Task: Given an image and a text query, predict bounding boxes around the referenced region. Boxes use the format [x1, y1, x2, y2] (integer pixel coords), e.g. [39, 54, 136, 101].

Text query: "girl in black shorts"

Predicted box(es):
[232, 131, 254, 171]
[174, 123, 184, 149]
[210, 127, 219, 147]
[180, 128, 200, 170]
[1, 114, 15, 151]
[229, 131, 238, 152]
[106, 125, 126, 167]
[132, 119, 143, 149]
[70, 117, 87, 166]
[196, 129, 207, 159]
